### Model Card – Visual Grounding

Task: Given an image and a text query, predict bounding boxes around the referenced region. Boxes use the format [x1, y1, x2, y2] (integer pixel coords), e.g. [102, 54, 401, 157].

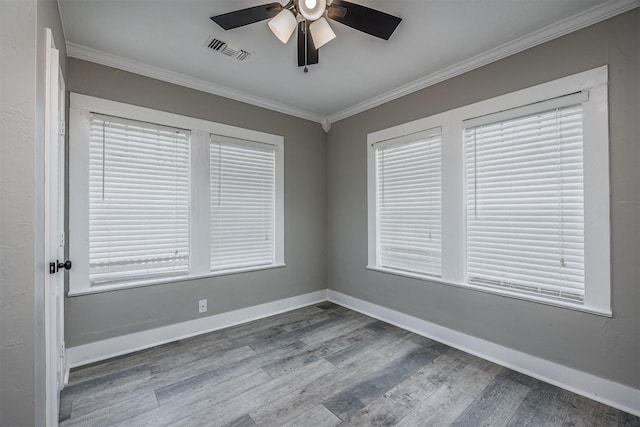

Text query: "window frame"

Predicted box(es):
[69, 93, 285, 296]
[367, 66, 611, 316]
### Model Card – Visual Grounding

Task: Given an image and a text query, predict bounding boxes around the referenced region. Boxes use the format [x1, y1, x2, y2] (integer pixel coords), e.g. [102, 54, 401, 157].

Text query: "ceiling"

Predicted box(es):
[58, 0, 636, 126]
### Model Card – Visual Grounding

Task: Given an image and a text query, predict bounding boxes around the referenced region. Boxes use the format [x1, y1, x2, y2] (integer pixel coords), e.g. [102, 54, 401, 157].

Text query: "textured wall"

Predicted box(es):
[0, 0, 66, 424]
[0, 2, 38, 424]
[326, 10, 640, 388]
[65, 59, 327, 346]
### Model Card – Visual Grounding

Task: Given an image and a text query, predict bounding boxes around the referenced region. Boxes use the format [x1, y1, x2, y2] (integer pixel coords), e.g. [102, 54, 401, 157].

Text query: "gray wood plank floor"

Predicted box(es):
[60, 302, 639, 427]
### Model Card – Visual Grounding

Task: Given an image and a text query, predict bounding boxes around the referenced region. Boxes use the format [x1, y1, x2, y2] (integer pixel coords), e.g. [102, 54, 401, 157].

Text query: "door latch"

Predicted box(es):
[49, 260, 72, 274]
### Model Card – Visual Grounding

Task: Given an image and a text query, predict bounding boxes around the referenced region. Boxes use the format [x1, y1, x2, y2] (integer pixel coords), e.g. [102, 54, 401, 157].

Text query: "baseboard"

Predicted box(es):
[66, 287, 638, 416]
[66, 289, 327, 369]
[327, 290, 640, 417]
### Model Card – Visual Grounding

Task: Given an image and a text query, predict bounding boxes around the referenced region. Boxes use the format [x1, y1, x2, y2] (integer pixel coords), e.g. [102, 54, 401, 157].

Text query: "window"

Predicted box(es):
[465, 98, 585, 302]
[88, 115, 190, 285]
[210, 136, 277, 272]
[69, 94, 284, 295]
[372, 129, 442, 276]
[367, 66, 611, 315]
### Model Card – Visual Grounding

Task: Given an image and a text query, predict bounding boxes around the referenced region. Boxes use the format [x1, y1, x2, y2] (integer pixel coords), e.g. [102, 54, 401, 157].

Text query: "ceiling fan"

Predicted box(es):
[210, 0, 401, 72]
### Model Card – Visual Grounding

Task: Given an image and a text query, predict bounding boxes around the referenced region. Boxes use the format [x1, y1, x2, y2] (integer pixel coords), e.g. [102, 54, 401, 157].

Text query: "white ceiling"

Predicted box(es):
[58, 0, 636, 125]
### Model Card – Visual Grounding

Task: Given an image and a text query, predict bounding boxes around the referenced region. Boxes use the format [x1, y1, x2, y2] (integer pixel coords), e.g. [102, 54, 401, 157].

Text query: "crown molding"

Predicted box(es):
[66, 43, 325, 124]
[66, 0, 638, 129]
[326, 0, 640, 124]
[321, 118, 331, 132]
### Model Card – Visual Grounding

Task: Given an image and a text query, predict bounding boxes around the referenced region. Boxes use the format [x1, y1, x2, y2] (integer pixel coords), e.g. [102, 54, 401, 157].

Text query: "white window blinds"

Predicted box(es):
[464, 103, 585, 302]
[375, 129, 442, 276]
[210, 136, 276, 272]
[89, 114, 190, 285]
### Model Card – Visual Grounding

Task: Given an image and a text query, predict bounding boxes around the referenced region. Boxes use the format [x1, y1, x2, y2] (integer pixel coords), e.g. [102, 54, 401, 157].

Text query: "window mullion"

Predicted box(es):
[190, 130, 211, 276]
[441, 119, 465, 283]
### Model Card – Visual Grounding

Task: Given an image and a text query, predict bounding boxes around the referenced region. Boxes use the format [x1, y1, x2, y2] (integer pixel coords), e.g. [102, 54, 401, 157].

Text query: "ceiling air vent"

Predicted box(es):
[207, 37, 252, 61]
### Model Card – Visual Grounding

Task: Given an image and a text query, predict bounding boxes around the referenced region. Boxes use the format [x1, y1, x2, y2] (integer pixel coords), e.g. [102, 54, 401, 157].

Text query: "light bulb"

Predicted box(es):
[305, 0, 317, 8]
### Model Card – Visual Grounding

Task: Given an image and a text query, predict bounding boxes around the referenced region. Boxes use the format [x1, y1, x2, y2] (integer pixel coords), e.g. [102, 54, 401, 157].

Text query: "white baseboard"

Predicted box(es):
[66, 290, 327, 369]
[65, 287, 638, 417]
[327, 290, 640, 417]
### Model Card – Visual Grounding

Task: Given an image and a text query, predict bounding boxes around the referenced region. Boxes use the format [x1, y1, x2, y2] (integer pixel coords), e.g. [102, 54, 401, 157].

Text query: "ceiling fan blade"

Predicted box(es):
[297, 21, 319, 67]
[327, 0, 401, 40]
[211, 3, 283, 30]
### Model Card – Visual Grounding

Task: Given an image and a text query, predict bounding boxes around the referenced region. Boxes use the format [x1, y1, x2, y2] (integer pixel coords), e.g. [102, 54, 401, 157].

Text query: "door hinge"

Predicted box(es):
[59, 343, 65, 358]
[49, 262, 56, 275]
[59, 120, 65, 136]
[59, 231, 65, 247]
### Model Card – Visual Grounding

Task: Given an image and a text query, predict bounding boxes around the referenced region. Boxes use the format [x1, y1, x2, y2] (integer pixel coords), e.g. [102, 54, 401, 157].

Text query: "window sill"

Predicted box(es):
[68, 263, 287, 297]
[365, 265, 612, 318]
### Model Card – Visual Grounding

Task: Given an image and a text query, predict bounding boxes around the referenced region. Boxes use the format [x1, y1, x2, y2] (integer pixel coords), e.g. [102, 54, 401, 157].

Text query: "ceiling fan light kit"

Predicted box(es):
[268, 8, 298, 43]
[211, 0, 401, 71]
[271, 0, 333, 50]
[309, 17, 336, 49]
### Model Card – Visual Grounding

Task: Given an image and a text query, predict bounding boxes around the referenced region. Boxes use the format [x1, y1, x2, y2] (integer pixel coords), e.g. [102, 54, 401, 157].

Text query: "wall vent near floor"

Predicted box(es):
[207, 37, 252, 61]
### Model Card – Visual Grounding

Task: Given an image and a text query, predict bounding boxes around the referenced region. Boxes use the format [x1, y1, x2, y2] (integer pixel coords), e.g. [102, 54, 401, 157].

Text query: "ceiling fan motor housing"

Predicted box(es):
[297, 0, 326, 21]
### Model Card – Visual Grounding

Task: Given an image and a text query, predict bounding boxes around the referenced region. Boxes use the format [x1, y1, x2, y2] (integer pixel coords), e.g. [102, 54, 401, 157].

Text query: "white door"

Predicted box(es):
[44, 27, 67, 426]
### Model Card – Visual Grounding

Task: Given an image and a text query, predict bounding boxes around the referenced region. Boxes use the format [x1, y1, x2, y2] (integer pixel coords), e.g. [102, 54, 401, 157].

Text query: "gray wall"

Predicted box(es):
[65, 59, 327, 347]
[0, 0, 67, 425]
[326, 10, 640, 388]
[1, 3, 38, 424]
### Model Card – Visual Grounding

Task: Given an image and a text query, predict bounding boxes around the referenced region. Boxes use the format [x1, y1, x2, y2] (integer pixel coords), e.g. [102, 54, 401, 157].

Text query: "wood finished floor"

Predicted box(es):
[60, 302, 639, 427]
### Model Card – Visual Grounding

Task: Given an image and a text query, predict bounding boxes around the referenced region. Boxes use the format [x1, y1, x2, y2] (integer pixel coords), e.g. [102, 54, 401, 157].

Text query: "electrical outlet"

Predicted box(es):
[198, 299, 207, 314]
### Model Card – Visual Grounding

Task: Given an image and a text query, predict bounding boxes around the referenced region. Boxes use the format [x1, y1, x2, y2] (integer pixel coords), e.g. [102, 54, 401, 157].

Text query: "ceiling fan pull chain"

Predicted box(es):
[304, 21, 309, 73]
